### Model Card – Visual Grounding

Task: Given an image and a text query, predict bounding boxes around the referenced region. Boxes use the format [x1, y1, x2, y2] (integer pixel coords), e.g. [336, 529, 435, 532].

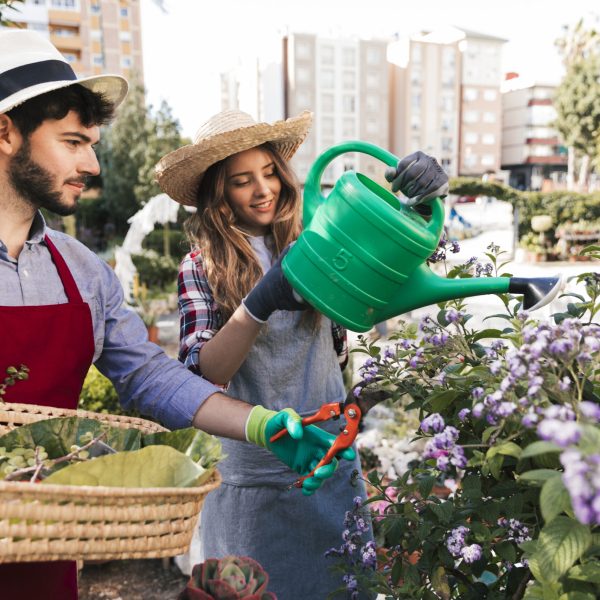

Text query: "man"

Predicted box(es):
[0, 29, 351, 599]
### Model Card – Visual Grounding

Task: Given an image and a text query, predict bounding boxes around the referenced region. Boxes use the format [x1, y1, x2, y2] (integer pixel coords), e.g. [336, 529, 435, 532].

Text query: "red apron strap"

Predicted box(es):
[44, 235, 83, 304]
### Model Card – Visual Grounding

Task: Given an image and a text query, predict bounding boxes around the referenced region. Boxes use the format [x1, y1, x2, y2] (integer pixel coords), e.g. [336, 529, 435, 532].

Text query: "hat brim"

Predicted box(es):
[0, 73, 128, 114]
[156, 111, 313, 206]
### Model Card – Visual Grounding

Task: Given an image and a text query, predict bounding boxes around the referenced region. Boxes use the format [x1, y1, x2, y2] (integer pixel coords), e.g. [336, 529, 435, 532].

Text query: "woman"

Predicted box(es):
[155, 110, 448, 598]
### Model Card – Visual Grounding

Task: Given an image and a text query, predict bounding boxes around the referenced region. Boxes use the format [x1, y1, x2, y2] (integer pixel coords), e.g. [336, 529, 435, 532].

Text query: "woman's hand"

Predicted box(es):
[384, 151, 449, 207]
[242, 244, 307, 323]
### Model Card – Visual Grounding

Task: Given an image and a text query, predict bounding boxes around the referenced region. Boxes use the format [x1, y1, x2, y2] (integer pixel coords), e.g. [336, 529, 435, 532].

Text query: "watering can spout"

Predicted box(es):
[376, 264, 563, 323]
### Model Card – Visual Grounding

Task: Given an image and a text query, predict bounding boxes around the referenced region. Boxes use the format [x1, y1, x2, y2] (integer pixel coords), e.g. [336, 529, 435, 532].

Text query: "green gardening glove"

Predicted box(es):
[246, 406, 356, 496]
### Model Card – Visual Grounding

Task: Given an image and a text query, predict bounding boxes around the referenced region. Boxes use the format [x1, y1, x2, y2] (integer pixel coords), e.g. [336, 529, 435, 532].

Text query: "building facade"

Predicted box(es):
[6, 0, 143, 82]
[389, 27, 505, 178]
[282, 32, 391, 185]
[501, 81, 567, 191]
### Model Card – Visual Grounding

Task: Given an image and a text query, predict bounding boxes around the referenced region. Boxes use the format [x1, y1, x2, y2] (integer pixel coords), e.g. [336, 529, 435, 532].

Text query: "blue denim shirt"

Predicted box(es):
[0, 212, 220, 430]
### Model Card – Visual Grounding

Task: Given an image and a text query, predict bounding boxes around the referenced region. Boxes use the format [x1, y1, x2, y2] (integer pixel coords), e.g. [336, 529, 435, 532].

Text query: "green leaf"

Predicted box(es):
[487, 441, 522, 460]
[494, 541, 516, 563]
[0, 416, 141, 459]
[472, 328, 504, 341]
[577, 425, 600, 455]
[142, 428, 223, 471]
[487, 453, 504, 480]
[520, 441, 562, 459]
[431, 566, 450, 598]
[483, 313, 513, 322]
[418, 475, 435, 499]
[519, 469, 562, 484]
[426, 389, 460, 413]
[42, 445, 207, 488]
[461, 474, 482, 499]
[429, 501, 454, 524]
[568, 563, 600, 584]
[529, 517, 592, 584]
[540, 476, 572, 523]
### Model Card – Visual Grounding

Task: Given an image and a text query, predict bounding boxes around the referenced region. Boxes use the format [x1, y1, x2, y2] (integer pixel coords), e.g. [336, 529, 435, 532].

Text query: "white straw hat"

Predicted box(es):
[0, 29, 128, 114]
[156, 110, 313, 206]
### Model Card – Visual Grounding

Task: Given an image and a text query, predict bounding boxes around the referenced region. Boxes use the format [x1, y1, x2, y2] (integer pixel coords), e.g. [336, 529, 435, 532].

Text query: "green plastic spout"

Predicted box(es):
[375, 263, 511, 321]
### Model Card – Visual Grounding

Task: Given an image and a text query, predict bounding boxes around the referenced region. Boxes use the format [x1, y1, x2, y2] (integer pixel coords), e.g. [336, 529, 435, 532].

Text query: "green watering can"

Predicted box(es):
[282, 141, 562, 333]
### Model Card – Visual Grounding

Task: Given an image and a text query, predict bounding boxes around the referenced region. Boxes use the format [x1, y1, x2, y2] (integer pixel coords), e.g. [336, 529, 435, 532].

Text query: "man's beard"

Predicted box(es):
[8, 139, 86, 217]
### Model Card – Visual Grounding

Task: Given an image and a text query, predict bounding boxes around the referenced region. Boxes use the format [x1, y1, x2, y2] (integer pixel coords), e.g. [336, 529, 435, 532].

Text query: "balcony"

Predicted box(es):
[48, 10, 80, 26]
[50, 34, 81, 51]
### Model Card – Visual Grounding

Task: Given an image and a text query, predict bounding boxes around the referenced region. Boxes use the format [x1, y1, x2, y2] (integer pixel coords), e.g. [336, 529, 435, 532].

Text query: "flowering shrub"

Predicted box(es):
[328, 243, 600, 599]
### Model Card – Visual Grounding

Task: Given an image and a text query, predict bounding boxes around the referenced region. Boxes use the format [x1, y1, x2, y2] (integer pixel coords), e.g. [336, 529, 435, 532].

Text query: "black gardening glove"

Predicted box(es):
[243, 245, 308, 323]
[384, 151, 449, 207]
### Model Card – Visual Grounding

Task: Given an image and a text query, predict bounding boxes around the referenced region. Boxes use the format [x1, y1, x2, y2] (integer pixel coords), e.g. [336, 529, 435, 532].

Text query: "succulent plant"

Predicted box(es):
[179, 556, 277, 600]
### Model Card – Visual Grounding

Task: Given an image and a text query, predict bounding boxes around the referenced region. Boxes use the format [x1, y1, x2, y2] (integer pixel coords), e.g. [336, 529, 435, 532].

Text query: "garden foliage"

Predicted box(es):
[329, 243, 600, 599]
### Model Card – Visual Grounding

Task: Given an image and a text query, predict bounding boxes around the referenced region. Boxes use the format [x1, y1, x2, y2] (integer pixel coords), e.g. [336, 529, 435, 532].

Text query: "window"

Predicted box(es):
[342, 47, 356, 67]
[297, 90, 311, 108]
[320, 45, 334, 64]
[52, 27, 77, 36]
[441, 94, 454, 111]
[441, 117, 453, 132]
[481, 154, 495, 166]
[92, 54, 104, 66]
[366, 94, 379, 112]
[29, 0, 46, 5]
[120, 7, 128, 17]
[463, 110, 479, 124]
[442, 47, 455, 67]
[483, 89, 497, 101]
[482, 133, 496, 145]
[464, 88, 478, 101]
[411, 43, 422, 64]
[51, 0, 76, 7]
[90, 3, 100, 12]
[411, 67, 421, 86]
[90, 29, 102, 40]
[119, 30, 132, 41]
[63, 52, 77, 63]
[464, 154, 478, 168]
[441, 137, 453, 152]
[366, 71, 379, 88]
[121, 57, 132, 68]
[366, 47, 381, 65]
[320, 93, 334, 112]
[320, 69, 334, 88]
[296, 40, 312, 60]
[464, 132, 478, 144]
[366, 117, 378, 135]
[342, 70, 356, 89]
[297, 66, 311, 85]
[342, 118, 355, 138]
[342, 95, 355, 113]
[483, 111, 496, 123]
[411, 92, 421, 109]
[321, 116, 334, 136]
[411, 114, 421, 131]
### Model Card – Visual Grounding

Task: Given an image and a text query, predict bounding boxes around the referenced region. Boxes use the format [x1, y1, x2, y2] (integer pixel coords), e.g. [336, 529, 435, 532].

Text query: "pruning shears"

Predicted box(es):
[269, 399, 363, 488]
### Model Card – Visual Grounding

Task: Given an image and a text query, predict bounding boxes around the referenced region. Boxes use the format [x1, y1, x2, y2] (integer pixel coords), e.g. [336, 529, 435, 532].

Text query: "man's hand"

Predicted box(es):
[384, 151, 449, 207]
[246, 406, 355, 496]
[242, 245, 307, 323]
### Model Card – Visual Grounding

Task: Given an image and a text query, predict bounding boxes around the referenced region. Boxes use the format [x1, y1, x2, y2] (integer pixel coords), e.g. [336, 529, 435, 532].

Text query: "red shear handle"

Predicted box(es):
[293, 402, 362, 488]
[269, 402, 343, 443]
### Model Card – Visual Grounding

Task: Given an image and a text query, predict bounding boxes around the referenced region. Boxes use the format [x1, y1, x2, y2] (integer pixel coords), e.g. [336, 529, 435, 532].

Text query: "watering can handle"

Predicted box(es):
[303, 141, 445, 236]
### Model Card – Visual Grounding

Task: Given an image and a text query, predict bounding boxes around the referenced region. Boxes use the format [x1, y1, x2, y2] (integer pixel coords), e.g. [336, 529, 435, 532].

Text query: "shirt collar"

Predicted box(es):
[27, 211, 48, 245]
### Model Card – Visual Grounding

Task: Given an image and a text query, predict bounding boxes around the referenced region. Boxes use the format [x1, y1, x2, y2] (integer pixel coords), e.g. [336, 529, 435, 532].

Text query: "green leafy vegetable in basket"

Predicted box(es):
[0, 417, 223, 487]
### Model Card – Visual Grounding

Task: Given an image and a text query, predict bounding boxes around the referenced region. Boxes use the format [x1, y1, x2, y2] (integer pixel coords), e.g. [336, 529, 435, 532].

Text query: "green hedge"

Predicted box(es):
[449, 178, 600, 239]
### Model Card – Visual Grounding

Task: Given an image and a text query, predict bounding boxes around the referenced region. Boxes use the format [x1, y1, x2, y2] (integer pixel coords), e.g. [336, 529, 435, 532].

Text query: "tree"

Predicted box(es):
[554, 17, 600, 190]
[94, 78, 185, 236]
[0, 0, 24, 26]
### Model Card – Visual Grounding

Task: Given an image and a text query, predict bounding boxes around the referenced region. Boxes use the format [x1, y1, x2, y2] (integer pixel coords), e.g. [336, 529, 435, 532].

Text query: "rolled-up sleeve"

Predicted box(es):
[178, 252, 223, 373]
[93, 260, 220, 430]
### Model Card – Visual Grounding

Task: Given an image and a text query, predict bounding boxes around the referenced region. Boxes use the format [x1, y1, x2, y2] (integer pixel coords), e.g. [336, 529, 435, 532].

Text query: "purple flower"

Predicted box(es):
[446, 526, 469, 557]
[461, 544, 483, 563]
[472, 387, 484, 400]
[537, 419, 581, 447]
[360, 541, 377, 569]
[458, 408, 471, 422]
[559, 377, 572, 391]
[561, 449, 600, 525]
[580, 401, 600, 422]
[421, 413, 445, 434]
[445, 308, 465, 323]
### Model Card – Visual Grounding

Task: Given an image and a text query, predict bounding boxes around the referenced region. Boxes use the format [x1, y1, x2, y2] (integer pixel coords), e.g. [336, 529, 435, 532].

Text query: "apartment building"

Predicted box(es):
[282, 33, 391, 185]
[6, 0, 143, 81]
[389, 27, 505, 177]
[501, 81, 567, 191]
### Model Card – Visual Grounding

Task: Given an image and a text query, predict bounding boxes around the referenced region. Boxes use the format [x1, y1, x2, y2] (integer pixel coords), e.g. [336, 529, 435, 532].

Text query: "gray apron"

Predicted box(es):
[201, 309, 373, 599]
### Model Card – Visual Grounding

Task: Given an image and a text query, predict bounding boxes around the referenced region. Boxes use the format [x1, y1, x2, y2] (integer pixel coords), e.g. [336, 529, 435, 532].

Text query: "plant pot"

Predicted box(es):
[147, 325, 159, 344]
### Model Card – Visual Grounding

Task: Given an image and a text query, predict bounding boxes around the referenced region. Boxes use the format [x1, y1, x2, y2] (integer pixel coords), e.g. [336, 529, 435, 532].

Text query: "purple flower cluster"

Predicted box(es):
[497, 517, 531, 544]
[326, 496, 375, 597]
[537, 405, 581, 448]
[446, 526, 483, 563]
[475, 262, 493, 277]
[421, 414, 467, 471]
[560, 449, 600, 525]
[428, 238, 460, 263]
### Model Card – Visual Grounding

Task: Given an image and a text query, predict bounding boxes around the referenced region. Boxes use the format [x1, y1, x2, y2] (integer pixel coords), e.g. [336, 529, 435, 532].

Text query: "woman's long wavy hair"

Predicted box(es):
[184, 142, 304, 322]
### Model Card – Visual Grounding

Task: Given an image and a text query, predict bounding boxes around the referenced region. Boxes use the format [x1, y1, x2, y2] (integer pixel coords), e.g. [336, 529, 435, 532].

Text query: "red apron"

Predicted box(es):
[0, 235, 95, 600]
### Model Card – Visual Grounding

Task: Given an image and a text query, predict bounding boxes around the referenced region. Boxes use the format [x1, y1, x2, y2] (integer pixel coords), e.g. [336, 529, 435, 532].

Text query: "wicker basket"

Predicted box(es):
[0, 402, 221, 563]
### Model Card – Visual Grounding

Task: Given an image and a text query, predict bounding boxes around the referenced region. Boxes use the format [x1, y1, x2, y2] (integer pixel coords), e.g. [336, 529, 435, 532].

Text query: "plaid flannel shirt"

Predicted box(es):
[178, 250, 348, 377]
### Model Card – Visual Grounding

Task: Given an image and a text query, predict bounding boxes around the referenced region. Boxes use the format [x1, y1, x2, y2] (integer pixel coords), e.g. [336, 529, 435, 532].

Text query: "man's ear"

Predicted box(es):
[0, 114, 21, 158]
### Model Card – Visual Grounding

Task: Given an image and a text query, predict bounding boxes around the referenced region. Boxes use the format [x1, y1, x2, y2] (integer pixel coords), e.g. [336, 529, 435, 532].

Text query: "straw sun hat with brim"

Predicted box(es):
[0, 29, 128, 115]
[155, 110, 313, 206]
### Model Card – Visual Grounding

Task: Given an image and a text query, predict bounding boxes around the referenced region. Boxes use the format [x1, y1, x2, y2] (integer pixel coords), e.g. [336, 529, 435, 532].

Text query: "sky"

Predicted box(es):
[139, 0, 600, 139]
